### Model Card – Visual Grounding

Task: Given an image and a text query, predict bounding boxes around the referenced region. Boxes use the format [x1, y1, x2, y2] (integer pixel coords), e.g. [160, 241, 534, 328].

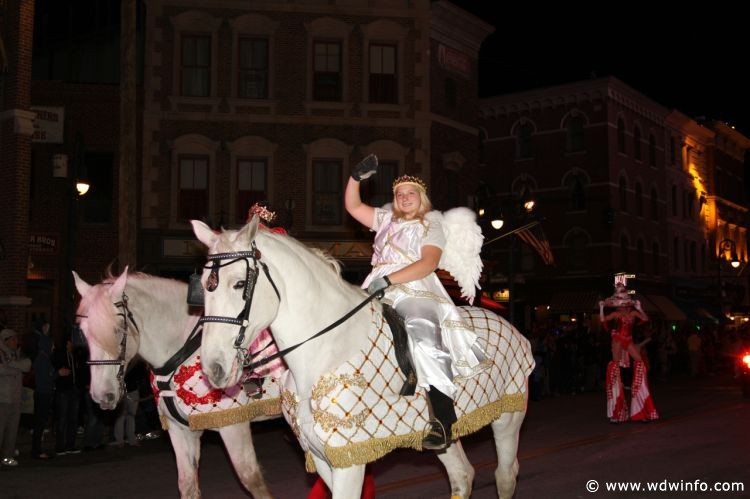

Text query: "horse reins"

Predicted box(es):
[200, 241, 384, 371]
[85, 293, 139, 400]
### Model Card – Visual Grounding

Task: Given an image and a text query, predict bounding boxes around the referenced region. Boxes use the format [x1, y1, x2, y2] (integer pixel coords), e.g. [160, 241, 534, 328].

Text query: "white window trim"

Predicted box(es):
[169, 10, 221, 112]
[361, 19, 408, 116]
[170, 134, 220, 229]
[304, 17, 353, 115]
[228, 13, 278, 114]
[227, 136, 278, 226]
[304, 138, 352, 231]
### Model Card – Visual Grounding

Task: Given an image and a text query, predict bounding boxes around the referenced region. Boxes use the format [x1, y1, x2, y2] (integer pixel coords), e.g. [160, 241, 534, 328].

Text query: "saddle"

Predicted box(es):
[381, 304, 417, 396]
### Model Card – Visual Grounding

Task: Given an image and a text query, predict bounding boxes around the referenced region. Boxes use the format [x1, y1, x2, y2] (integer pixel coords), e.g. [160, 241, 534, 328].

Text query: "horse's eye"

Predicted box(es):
[233, 281, 245, 290]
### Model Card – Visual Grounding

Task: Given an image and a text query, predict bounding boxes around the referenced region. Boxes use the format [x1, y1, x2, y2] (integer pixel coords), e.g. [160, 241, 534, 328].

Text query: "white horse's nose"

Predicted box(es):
[210, 363, 226, 385]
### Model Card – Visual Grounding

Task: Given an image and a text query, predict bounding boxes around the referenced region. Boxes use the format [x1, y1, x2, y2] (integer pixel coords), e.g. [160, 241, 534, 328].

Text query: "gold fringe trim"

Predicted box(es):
[159, 415, 169, 431]
[305, 452, 317, 473]
[321, 392, 527, 469]
[451, 392, 527, 440]
[188, 398, 282, 430]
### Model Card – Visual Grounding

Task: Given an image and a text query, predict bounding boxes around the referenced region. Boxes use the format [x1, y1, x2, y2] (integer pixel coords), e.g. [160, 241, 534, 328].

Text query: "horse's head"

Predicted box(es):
[73, 267, 140, 410]
[192, 217, 280, 388]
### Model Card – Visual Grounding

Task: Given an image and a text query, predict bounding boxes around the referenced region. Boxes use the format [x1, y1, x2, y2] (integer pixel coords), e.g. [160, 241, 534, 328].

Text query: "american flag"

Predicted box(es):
[516, 222, 555, 266]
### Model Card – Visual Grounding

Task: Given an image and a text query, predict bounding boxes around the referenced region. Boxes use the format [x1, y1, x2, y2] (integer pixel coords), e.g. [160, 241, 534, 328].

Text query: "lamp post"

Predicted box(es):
[478, 193, 537, 329]
[65, 135, 90, 331]
[717, 239, 740, 318]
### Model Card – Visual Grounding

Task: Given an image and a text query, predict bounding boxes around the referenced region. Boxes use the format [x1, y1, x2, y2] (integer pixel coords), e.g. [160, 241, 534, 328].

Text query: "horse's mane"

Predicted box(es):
[78, 272, 187, 356]
[257, 230, 361, 295]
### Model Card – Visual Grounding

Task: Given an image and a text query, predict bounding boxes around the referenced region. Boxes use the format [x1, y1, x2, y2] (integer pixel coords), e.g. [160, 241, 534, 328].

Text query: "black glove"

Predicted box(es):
[351, 154, 378, 182]
[367, 275, 391, 297]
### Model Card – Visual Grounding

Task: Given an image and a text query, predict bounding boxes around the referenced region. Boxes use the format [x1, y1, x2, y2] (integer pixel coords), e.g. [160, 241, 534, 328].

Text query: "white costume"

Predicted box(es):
[362, 207, 489, 398]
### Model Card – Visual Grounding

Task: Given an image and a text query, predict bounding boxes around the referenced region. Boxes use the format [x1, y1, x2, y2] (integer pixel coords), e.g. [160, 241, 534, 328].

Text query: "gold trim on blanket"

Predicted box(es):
[188, 397, 282, 430]
[304, 392, 527, 471]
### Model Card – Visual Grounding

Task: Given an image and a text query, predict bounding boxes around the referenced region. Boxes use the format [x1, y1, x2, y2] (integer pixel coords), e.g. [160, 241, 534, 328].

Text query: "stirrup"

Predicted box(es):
[422, 419, 449, 450]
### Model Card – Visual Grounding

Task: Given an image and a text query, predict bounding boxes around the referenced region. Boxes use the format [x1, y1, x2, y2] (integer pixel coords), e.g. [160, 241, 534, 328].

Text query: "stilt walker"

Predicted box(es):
[599, 275, 659, 423]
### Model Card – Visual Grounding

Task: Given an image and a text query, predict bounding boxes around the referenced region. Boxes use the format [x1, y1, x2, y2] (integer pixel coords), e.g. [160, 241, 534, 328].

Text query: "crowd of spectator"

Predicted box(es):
[526, 317, 750, 401]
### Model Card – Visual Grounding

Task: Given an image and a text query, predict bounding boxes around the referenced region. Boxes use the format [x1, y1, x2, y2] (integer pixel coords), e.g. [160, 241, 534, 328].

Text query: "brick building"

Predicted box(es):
[139, 0, 492, 283]
[0, 0, 492, 335]
[479, 77, 750, 330]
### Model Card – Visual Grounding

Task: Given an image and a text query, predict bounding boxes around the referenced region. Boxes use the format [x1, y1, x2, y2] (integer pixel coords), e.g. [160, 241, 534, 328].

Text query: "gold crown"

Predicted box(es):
[247, 203, 276, 224]
[392, 175, 427, 193]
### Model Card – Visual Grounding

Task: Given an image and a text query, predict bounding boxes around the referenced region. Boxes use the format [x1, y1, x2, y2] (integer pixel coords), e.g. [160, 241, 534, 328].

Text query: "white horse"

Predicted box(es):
[192, 218, 535, 499]
[73, 269, 279, 499]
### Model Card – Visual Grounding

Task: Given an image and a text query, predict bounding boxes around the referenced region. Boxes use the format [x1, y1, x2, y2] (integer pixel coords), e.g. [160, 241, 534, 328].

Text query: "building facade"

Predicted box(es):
[479, 77, 750, 330]
[139, 0, 491, 283]
[1, 0, 492, 335]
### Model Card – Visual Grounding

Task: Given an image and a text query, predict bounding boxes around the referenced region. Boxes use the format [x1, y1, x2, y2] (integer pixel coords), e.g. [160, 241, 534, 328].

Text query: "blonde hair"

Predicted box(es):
[391, 187, 432, 221]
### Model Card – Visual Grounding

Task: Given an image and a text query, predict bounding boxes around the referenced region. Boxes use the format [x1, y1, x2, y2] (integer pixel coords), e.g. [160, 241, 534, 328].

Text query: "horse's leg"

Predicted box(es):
[219, 422, 273, 499]
[491, 410, 526, 499]
[329, 463, 365, 499]
[167, 425, 203, 499]
[436, 439, 474, 498]
[309, 455, 335, 495]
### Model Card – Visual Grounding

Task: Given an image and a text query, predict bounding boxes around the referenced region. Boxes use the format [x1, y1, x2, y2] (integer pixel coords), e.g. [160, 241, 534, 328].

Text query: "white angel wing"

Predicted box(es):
[433, 207, 483, 303]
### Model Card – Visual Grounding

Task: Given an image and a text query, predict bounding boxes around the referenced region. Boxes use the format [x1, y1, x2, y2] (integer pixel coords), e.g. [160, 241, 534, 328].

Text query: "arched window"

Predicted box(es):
[633, 126, 642, 161]
[635, 182, 643, 217]
[648, 133, 656, 166]
[617, 118, 626, 154]
[515, 122, 534, 159]
[621, 234, 630, 269]
[619, 177, 628, 212]
[650, 188, 658, 221]
[566, 115, 585, 152]
[566, 229, 588, 270]
[568, 174, 586, 210]
[637, 239, 645, 273]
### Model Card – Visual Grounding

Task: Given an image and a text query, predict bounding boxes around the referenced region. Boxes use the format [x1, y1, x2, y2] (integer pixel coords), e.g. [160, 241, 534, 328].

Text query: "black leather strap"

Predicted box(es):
[151, 324, 203, 376]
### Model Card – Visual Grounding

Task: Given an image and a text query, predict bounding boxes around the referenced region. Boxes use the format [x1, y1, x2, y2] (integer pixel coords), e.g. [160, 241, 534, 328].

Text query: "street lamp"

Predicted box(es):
[717, 238, 740, 319]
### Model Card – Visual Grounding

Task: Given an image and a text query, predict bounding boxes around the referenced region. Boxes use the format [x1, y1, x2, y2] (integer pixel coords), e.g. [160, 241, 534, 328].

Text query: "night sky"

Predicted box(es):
[453, 2, 750, 137]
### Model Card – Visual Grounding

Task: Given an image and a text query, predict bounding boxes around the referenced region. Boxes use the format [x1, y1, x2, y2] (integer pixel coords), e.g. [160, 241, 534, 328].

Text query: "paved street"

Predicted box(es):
[3, 373, 748, 498]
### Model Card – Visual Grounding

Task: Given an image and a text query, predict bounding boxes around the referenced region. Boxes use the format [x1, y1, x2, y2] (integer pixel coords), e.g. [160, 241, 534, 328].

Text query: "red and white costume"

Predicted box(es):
[604, 315, 659, 422]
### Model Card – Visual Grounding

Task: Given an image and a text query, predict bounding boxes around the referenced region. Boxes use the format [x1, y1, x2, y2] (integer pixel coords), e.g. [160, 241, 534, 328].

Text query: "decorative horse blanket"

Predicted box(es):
[151, 329, 286, 430]
[280, 306, 534, 470]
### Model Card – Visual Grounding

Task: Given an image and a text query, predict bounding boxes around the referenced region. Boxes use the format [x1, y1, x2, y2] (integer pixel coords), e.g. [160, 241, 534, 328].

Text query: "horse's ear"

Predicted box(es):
[109, 266, 129, 298]
[235, 215, 259, 246]
[72, 271, 92, 297]
[191, 220, 217, 248]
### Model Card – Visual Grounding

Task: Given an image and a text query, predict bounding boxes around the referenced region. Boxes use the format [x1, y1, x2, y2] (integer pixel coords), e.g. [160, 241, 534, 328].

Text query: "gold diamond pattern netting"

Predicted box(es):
[281, 305, 534, 470]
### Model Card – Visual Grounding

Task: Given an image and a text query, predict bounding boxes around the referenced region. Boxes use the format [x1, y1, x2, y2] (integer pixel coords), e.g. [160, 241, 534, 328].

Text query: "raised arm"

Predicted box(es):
[345, 154, 379, 228]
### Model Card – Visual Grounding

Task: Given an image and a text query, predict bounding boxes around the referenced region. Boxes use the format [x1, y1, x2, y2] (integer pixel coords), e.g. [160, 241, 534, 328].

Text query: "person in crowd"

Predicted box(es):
[112, 361, 146, 448]
[344, 154, 488, 450]
[0, 328, 31, 466]
[80, 344, 106, 451]
[31, 319, 57, 459]
[599, 282, 659, 423]
[52, 333, 83, 454]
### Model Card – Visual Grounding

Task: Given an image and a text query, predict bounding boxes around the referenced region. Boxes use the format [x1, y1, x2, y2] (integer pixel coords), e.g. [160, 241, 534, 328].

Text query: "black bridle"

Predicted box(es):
[199, 241, 384, 372]
[198, 242, 281, 367]
[84, 293, 140, 401]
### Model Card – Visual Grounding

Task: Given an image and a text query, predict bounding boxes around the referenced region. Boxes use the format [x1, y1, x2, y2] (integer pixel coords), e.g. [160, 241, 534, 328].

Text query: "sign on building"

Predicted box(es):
[31, 106, 65, 144]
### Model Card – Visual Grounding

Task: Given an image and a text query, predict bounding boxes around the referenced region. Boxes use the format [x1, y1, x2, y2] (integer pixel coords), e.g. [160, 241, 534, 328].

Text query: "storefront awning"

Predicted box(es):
[549, 291, 600, 313]
[644, 294, 687, 321]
